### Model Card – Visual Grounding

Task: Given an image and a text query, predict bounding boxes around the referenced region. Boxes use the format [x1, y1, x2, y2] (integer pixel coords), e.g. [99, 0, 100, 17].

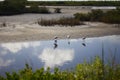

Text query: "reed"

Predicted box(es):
[37, 17, 83, 27]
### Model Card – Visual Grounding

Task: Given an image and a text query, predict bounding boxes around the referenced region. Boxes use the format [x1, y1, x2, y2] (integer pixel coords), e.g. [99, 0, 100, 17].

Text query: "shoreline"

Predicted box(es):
[0, 34, 119, 43]
[0, 22, 120, 43]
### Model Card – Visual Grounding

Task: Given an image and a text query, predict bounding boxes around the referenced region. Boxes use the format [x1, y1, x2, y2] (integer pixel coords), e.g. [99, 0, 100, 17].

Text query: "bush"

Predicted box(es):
[74, 10, 104, 22]
[89, 9, 104, 21]
[101, 9, 120, 24]
[0, 0, 26, 15]
[74, 8, 120, 24]
[38, 7, 50, 13]
[74, 13, 91, 21]
[26, 6, 50, 13]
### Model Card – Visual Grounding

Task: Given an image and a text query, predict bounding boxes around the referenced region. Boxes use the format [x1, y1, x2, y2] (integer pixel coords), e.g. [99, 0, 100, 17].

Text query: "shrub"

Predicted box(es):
[74, 13, 90, 21]
[89, 9, 104, 21]
[101, 9, 120, 24]
[38, 7, 50, 13]
[26, 6, 50, 13]
[74, 8, 120, 25]
[74, 10, 104, 22]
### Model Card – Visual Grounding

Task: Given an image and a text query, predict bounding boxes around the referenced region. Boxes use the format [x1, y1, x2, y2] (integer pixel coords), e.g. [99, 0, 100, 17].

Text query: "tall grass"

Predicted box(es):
[37, 17, 83, 27]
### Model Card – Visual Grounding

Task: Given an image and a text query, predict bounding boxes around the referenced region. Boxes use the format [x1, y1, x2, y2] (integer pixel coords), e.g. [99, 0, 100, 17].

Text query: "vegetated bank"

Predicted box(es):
[74, 7, 120, 27]
[0, 56, 120, 80]
[32, 8, 120, 27]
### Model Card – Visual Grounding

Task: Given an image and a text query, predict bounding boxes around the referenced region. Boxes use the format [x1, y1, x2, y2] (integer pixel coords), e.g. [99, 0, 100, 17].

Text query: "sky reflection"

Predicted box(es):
[0, 58, 14, 68]
[39, 48, 74, 69]
[0, 41, 41, 54]
[0, 35, 120, 76]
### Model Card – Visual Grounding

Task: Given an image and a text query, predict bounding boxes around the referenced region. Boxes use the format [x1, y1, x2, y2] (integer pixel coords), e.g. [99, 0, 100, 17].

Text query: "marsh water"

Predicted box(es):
[0, 35, 120, 76]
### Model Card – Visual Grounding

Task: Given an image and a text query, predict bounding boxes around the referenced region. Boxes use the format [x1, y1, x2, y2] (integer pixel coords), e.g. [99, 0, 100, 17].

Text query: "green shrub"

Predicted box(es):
[74, 8, 120, 24]
[74, 13, 90, 21]
[26, 6, 50, 13]
[89, 9, 104, 21]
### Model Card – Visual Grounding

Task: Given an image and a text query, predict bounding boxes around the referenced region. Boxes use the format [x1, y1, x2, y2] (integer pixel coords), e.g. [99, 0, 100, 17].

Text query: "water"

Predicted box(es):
[0, 35, 120, 76]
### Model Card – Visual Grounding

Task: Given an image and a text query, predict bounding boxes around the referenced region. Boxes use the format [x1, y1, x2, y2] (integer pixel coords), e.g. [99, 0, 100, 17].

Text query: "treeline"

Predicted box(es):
[27, 1, 120, 6]
[74, 8, 120, 24]
[0, 0, 120, 15]
[0, 0, 26, 15]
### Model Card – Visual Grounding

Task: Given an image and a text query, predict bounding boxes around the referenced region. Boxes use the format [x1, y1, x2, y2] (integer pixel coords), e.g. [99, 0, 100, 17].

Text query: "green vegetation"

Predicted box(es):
[27, 1, 120, 6]
[25, 6, 50, 13]
[0, 56, 120, 80]
[0, 0, 26, 15]
[74, 8, 120, 25]
[0, 0, 50, 15]
[37, 17, 82, 26]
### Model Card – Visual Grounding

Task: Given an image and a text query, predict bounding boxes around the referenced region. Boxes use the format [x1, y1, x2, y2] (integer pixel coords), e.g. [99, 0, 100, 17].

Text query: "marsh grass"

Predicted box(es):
[37, 17, 83, 27]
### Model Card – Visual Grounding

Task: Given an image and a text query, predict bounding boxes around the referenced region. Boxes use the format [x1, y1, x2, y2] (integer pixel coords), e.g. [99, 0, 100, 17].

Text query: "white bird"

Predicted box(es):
[67, 35, 70, 39]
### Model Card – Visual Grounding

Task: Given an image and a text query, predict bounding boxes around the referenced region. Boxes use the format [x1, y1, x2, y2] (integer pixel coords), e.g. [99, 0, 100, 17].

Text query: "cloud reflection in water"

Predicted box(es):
[39, 48, 74, 69]
[0, 42, 41, 53]
[0, 58, 14, 68]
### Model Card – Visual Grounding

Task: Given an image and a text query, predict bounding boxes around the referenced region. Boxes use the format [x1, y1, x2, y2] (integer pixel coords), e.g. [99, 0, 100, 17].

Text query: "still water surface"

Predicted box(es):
[0, 35, 120, 76]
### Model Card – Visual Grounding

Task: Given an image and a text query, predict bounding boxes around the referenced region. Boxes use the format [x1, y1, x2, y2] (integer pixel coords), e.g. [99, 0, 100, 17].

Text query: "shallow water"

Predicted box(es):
[0, 35, 120, 76]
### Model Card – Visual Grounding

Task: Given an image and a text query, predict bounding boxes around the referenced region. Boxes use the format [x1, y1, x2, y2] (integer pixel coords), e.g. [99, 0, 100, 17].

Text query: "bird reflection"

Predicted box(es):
[53, 36, 58, 49]
[54, 42, 58, 49]
[68, 41, 70, 45]
[53, 39, 58, 49]
[67, 35, 70, 45]
[82, 36, 87, 47]
[82, 43, 86, 47]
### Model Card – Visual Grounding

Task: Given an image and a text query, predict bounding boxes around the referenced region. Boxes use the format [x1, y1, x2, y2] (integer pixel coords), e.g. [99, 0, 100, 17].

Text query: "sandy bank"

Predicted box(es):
[0, 22, 120, 43]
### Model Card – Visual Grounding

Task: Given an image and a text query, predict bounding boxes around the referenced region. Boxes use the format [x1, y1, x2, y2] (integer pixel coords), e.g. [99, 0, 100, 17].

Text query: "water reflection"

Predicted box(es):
[68, 41, 70, 45]
[53, 39, 58, 49]
[39, 48, 74, 69]
[0, 58, 14, 68]
[0, 42, 41, 54]
[0, 35, 120, 76]
[82, 43, 86, 47]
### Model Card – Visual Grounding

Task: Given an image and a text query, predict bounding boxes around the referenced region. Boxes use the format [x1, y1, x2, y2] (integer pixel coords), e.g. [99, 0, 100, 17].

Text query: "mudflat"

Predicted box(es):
[0, 22, 120, 43]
